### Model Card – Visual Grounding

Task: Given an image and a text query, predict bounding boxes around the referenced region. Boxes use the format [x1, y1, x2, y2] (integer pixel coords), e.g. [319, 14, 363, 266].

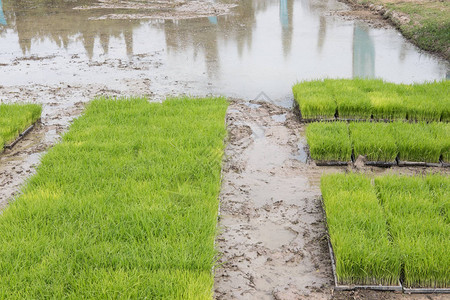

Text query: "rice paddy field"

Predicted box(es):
[321, 173, 449, 288]
[293, 79, 450, 122]
[0, 103, 42, 151]
[0, 97, 228, 298]
[306, 121, 450, 163]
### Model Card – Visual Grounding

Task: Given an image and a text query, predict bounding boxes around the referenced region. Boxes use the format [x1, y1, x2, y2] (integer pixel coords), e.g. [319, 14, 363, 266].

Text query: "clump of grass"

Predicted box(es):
[0, 97, 228, 298]
[306, 122, 351, 161]
[375, 175, 449, 288]
[293, 81, 337, 120]
[391, 122, 441, 163]
[321, 173, 400, 286]
[349, 122, 397, 162]
[0, 103, 42, 151]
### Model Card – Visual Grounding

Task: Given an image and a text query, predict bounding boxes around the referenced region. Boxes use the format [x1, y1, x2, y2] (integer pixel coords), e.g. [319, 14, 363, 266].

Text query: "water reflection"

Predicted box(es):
[352, 24, 375, 78]
[0, 0, 447, 100]
[0, 0, 6, 26]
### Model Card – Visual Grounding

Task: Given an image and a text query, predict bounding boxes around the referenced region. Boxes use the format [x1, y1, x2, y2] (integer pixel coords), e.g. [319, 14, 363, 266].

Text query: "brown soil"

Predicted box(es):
[215, 99, 449, 300]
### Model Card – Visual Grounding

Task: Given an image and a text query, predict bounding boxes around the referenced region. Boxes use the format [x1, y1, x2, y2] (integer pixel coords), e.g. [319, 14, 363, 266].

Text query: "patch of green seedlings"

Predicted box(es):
[368, 91, 406, 120]
[292, 79, 449, 122]
[322, 173, 449, 288]
[0, 103, 42, 151]
[375, 175, 449, 288]
[306, 122, 352, 161]
[292, 80, 336, 119]
[349, 122, 397, 162]
[427, 122, 450, 163]
[321, 173, 400, 286]
[391, 122, 441, 163]
[0, 97, 228, 299]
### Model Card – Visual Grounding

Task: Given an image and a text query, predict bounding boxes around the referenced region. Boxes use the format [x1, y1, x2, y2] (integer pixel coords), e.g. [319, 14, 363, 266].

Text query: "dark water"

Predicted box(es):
[0, 0, 448, 103]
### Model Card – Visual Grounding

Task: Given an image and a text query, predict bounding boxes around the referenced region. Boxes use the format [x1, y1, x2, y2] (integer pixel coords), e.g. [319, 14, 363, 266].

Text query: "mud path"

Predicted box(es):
[215, 100, 449, 300]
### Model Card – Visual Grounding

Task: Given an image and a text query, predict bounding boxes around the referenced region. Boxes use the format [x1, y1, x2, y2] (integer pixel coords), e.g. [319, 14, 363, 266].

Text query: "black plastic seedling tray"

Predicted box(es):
[3, 121, 38, 151]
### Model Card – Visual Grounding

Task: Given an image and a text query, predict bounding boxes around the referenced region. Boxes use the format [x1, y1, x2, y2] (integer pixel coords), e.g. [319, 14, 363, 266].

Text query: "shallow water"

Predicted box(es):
[0, 0, 448, 104]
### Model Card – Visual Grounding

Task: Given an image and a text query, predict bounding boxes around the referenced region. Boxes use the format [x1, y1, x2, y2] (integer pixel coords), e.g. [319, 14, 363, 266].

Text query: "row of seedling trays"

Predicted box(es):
[321, 173, 450, 294]
[306, 121, 450, 167]
[292, 79, 450, 123]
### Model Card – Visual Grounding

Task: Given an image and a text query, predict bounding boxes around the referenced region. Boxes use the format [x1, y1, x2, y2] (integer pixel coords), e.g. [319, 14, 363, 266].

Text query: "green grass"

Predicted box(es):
[0, 97, 228, 299]
[0, 103, 42, 151]
[306, 122, 352, 161]
[349, 122, 397, 161]
[391, 122, 441, 163]
[322, 173, 449, 288]
[293, 79, 449, 122]
[321, 173, 400, 285]
[375, 175, 449, 288]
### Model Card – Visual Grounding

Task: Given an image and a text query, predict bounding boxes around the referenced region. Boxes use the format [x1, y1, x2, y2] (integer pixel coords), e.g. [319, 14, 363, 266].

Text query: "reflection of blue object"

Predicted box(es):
[208, 16, 218, 25]
[280, 0, 288, 28]
[0, 0, 6, 26]
[353, 25, 375, 79]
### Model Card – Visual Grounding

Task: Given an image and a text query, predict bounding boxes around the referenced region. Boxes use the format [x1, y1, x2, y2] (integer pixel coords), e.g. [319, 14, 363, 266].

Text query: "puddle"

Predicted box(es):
[271, 113, 286, 122]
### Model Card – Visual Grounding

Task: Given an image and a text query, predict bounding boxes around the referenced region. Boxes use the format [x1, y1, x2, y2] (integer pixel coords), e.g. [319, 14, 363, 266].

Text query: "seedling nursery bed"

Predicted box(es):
[321, 174, 450, 293]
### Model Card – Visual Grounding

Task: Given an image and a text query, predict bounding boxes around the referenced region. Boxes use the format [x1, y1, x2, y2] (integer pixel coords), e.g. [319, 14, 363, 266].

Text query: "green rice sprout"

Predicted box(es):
[321, 173, 401, 286]
[375, 175, 449, 288]
[391, 122, 442, 163]
[0, 97, 228, 298]
[0, 103, 42, 151]
[306, 122, 352, 161]
[349, 122, 397, 161]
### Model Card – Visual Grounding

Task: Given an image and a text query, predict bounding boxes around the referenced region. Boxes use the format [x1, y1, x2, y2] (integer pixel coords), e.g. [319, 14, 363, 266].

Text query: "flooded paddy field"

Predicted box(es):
[0, 0, 449, 298]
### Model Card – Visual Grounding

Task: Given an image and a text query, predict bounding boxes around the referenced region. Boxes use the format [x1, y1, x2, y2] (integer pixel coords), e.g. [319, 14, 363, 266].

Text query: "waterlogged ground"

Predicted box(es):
[0, 0, 449, 298]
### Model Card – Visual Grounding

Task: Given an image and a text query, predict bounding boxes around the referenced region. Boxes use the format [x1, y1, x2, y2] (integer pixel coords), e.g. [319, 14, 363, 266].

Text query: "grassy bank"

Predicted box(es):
[321, 173, 449, 287]
[345, 0, 450, 60]
[0, 103, 42, 151]
[293, 79, 450, 122]
[0, 97, 228, 298]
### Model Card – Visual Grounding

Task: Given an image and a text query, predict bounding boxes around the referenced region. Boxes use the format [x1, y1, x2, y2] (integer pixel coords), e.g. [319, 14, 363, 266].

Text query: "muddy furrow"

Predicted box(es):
[215, 101, 333, 299]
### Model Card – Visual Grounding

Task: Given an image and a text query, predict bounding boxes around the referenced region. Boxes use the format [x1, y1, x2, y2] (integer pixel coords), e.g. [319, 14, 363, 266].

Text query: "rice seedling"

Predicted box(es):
[0, 103, 42, 151]
[306, 122, 352, 161]
[0, 97, 228, 298]
[368, 91, 406, 120]
[349, 122, 397, 162]
[293, 81, 337, 119]
[391, 122, 442, 163]
[375, 175, 449, 288]
[292, 79, 449, 122]
[321, 173, 400, 286]
[427, 121, 450, 163]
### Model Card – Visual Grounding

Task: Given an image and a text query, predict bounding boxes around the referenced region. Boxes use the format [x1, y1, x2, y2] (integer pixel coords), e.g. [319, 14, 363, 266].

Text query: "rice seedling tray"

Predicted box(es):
[315, 160, 349, 166]
[402, 287, 450, 294]
[364, 160, 397, 167]
[396, 159, 441, 168]
[3, 120, 39, 150]
[320, 197, 403, 292]
[440, 159, 450, 168]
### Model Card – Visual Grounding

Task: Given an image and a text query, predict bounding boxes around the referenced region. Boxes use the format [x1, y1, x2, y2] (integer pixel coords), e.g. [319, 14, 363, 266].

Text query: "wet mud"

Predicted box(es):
[215, 100, 449, 300]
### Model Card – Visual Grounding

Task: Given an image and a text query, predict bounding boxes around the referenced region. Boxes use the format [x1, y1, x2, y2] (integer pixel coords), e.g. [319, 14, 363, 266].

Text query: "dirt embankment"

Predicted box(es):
[339, 0, 450, 61]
